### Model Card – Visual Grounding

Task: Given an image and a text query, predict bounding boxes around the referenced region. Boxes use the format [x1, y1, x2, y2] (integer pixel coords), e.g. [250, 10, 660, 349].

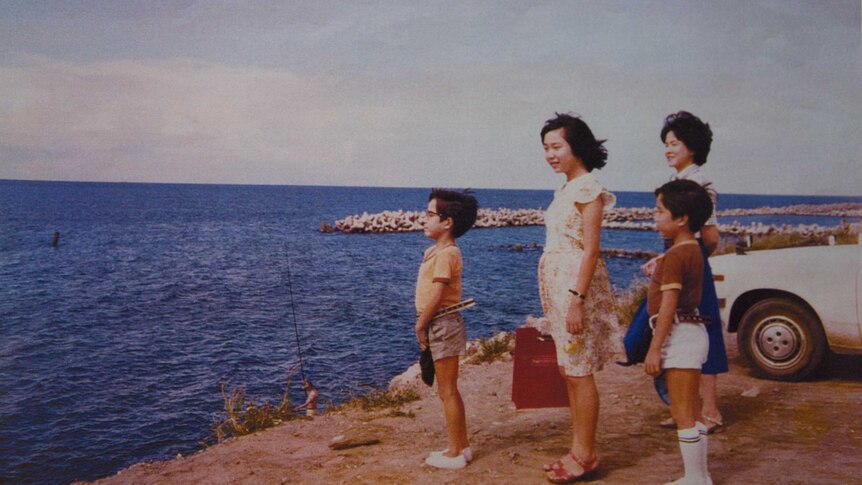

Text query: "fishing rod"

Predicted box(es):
[282, 243, 307, 384]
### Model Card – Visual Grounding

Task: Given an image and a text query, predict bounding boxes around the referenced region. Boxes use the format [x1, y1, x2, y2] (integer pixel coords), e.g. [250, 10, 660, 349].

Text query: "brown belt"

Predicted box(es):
[649, 310, 710, 330]
[676, 312, 711, 325]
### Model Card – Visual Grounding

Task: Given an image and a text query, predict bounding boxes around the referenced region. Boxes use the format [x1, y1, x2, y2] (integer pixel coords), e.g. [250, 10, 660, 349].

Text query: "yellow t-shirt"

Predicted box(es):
[415, 245, 462, 314]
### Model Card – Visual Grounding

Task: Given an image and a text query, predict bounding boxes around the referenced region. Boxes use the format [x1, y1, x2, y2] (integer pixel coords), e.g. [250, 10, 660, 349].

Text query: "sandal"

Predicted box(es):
[542, 452, 590, 472]
[545, 452, 599, 483]
[704, 415, 724, 434]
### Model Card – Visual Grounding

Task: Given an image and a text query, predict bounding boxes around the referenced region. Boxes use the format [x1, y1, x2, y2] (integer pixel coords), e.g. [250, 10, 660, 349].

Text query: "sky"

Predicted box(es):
[0, 0, 859, 195]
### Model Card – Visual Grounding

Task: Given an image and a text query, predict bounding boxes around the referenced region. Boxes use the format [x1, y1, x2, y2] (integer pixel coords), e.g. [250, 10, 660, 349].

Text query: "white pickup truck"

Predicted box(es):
[710, 241, 862, 381]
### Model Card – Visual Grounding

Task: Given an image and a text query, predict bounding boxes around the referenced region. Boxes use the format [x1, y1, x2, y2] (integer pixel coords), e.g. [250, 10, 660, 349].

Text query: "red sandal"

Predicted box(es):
[543, 458, 564, 472]
[545, 452, 599, 484]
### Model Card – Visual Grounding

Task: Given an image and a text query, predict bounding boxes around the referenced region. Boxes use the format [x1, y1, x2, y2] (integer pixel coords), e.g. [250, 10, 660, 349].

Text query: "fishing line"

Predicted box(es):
[282, 243, 306, 384]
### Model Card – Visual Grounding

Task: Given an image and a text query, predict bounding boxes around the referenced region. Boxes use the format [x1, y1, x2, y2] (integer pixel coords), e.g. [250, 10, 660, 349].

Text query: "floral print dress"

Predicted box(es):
[538, 173, 623, 377]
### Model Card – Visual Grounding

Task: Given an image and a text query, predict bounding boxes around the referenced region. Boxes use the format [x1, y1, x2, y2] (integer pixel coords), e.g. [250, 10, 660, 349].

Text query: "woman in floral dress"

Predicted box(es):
[538, 113, 623, 483]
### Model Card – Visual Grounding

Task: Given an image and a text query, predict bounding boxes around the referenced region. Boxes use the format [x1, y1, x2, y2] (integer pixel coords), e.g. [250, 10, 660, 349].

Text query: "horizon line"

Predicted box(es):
[1, 177, 861, 199]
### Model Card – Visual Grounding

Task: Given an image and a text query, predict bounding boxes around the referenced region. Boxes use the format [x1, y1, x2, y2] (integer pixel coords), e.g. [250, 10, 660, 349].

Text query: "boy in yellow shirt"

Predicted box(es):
[415, 188, 477, 469]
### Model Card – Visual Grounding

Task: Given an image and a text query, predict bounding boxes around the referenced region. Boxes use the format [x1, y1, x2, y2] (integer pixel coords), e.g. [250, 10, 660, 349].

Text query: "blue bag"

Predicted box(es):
[620, 298, 651, 366]
[621, 301, 670, 405]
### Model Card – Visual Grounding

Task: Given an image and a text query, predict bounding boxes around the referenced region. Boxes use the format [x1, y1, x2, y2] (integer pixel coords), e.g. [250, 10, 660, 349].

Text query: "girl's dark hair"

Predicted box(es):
[429, 188, 478, 238]
[540, 112, 608, 171]
[655, 179, 714, 233]
[661, 111, 713, 166]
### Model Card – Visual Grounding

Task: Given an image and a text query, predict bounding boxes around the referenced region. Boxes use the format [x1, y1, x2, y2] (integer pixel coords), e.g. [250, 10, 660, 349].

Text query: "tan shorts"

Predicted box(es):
[428, 312, 467, 361]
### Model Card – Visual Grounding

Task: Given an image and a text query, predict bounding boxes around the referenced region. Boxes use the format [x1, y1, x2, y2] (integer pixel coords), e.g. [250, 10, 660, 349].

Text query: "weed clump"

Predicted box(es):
[465, 332, 514, 364]
[337, 386, 421, 412]
[716, 229, 859, 255]
[204, 373, 303, 446]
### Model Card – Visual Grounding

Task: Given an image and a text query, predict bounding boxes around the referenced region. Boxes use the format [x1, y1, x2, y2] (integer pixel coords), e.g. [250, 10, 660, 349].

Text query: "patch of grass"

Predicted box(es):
[615, 280, 648, 328]
[716, 233, 817, 255]
[203, 370, 303, 446]
[337, 386, 421, 412]
[465, 332, 514, 364]
[385, 409, 416, 419]
[835, 231, 859, 245]
[716, 228, 859, 255]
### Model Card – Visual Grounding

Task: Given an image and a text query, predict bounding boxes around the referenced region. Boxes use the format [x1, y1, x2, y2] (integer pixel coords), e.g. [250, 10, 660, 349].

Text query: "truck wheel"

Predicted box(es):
[737, 298, 827, 381]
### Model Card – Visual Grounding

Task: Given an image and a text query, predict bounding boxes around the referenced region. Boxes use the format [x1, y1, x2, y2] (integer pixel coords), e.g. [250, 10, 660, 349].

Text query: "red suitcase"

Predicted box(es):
[512, 326, 570, 409]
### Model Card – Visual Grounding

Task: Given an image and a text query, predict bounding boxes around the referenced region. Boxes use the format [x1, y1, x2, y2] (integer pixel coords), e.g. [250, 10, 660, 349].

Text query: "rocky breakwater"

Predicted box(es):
[322, 203, 862, 236]
[717, 202, 862, 218]
[611, 203, 862, 221]
[320, 207, 653, 234]
[320, 208, 546, 234]
[607, 220, 858, 237]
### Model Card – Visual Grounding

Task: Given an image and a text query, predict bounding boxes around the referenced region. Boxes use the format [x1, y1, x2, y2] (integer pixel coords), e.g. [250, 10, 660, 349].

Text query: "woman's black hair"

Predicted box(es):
[540, 112, 608, 171]
[429, 189, 479, 238]
[661, 111, 713, 166]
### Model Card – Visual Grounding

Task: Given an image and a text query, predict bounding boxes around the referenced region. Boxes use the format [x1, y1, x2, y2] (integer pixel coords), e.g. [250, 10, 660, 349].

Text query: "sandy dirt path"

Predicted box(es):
[86, 334, 862, 485]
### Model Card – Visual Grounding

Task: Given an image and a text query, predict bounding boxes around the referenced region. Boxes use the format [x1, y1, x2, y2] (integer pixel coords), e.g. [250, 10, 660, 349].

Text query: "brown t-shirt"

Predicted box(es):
[647, 240, 703, 316]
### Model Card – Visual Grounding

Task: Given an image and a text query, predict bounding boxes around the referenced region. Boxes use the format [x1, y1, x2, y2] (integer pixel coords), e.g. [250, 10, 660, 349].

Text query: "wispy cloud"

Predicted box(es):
[0, 1, 859, 194]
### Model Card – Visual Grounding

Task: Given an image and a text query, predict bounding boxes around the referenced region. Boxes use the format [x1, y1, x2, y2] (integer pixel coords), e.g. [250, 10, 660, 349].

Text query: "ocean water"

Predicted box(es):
[1, 180, 859, 484]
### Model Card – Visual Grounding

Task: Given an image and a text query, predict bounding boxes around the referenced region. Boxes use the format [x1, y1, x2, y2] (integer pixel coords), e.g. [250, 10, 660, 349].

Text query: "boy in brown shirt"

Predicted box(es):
[645, 179, 714, 485]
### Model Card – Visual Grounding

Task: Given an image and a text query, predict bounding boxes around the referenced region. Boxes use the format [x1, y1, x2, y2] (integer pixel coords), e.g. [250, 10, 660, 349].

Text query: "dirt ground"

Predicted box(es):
[86, 334, 862, 485]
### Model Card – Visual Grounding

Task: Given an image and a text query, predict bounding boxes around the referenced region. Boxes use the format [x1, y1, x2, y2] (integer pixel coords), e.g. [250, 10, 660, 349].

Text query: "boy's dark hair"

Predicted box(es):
[655, 179, 713, 233]
[429, 188, 479, 238]
[540, 112, 608, 171]
[660, 111, 713, 166]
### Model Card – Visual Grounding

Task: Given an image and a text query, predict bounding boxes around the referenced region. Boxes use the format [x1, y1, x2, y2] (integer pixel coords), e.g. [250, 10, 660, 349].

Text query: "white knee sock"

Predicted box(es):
[677, 426, 708, 481]
[696, 421, 710, 477]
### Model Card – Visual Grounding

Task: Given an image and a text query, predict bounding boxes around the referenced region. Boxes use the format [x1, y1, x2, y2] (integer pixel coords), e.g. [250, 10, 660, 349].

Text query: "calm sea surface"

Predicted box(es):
[1, 180, 860, 484]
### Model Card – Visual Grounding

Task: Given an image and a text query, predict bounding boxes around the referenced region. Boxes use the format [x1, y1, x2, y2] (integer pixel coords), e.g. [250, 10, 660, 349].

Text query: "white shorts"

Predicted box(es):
[659, 322, 709, 370]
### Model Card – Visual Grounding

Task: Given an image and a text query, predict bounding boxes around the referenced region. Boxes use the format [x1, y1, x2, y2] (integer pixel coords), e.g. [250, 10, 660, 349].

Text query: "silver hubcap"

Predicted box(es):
[756, 318, 801, 363]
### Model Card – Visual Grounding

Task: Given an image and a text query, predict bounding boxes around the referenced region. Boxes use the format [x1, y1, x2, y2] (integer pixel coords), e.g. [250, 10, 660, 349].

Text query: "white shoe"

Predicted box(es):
[663, 476, 712, 485]
[430, 447, 473, 463]
[425, 451, 468, 469]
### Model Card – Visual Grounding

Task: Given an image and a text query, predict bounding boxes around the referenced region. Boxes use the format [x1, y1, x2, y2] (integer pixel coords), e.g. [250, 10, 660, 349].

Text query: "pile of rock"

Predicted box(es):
[605, 207, 654, 222]
[720, 221, 841, 236]
[474, 208, 545, 228]
[321, 208, 548, 234]
[321, 210, 425, 234]
[323, 204, 861, 236]
[718, 203, 862, 218]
